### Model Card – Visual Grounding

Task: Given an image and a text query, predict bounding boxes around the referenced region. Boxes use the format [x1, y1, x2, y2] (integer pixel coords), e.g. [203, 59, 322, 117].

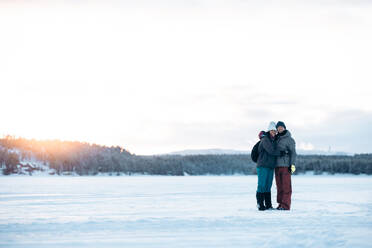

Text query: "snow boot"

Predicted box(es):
[277, 207, 288, 210]
[256, 192, 266, 211]
[264, 192, 274, 210]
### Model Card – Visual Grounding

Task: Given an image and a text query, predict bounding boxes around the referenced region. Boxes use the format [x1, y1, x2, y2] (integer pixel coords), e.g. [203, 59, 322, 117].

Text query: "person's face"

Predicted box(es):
[277, 126, 285, 133]
[269, 130, 277, 137]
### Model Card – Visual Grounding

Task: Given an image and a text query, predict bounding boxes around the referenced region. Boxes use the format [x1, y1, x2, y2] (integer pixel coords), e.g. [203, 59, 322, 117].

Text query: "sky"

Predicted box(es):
[1, 0, 371, 155]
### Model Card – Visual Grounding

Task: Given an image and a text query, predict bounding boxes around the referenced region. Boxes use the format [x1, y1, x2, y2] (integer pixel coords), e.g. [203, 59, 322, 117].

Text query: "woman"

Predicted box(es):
[256, 121, 281, 211]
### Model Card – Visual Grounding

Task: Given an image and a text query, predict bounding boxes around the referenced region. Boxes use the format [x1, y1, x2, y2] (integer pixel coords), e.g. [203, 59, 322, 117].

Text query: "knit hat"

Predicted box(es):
[276, 121, 286, 129]
[258, 130, 265, 139]
[267, 121, 277, 131]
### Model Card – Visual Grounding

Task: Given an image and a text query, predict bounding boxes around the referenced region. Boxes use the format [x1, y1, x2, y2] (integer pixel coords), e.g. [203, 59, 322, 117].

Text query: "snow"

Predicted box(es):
[0, 176, 371, 248]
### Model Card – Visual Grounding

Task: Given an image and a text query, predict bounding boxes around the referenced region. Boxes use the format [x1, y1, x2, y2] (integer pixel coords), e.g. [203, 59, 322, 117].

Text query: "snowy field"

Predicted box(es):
[1, 175, 372, 248]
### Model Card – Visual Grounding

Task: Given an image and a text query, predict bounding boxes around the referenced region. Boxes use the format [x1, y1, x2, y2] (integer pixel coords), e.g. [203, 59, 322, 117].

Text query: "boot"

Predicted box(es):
[256, 192, 266, 211]
[264, 192, 274, 210]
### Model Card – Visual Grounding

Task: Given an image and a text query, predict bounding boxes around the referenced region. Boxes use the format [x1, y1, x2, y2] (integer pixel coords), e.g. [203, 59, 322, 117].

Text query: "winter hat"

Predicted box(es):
[258, 130, 265, 139]
[267, 121, 277, 131]
[276, 121, 286, 129]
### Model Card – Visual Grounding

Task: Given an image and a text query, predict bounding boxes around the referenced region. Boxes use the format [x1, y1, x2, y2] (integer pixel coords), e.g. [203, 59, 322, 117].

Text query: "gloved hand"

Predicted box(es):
[288, 164, 296, 174]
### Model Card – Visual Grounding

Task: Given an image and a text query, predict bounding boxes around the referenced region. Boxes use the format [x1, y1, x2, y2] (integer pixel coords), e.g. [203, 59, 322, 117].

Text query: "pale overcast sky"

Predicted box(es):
[1, 0, 371, 154]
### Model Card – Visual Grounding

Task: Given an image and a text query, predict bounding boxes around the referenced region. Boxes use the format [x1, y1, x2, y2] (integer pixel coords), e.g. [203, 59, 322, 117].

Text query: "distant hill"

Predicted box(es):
[2, 136, 367, 176]
[166, 148, 351, 156]
[296, 150, 351, 156]
[167, 149, 249, 155]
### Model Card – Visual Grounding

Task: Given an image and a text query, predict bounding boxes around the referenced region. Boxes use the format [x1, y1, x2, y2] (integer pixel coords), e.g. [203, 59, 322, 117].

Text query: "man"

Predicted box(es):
[275, 121, 296, 210]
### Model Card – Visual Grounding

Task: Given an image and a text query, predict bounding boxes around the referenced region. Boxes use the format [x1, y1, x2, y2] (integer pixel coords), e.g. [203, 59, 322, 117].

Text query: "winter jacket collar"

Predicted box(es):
[277, 130, 287, 137]
[265, 131, 277, 141]
[277, 130, 291, 138]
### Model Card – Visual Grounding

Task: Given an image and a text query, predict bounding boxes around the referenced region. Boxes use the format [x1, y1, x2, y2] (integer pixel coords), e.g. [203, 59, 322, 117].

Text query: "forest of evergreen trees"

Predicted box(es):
[0, 136, 371, 176]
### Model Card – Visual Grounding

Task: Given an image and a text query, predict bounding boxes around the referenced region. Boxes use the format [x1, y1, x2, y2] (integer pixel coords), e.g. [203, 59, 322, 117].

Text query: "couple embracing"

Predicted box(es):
[252, 121, 296, 211]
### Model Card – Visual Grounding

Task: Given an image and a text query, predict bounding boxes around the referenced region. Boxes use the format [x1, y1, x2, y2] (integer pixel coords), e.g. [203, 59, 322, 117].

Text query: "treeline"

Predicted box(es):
[295, 154, 372, 175]
[0, 136, 371, 175]
[0, 136, 132, 175]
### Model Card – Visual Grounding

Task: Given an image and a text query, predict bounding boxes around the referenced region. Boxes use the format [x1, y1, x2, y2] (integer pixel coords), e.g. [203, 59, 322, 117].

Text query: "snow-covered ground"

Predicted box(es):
[0, 176, 371, 248]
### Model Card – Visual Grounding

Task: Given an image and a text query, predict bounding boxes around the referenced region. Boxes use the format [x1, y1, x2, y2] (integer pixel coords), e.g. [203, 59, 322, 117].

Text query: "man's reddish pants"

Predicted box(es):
[275, 167, 292, 210]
